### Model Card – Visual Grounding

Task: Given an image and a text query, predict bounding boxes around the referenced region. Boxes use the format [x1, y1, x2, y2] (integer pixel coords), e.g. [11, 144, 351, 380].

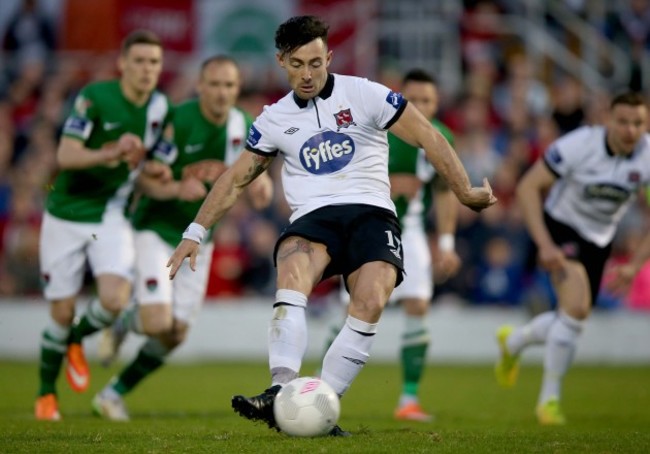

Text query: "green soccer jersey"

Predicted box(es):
[388, 118, 455, 222]
[46, 80, 172, 222]
[131, 100, 253, 247]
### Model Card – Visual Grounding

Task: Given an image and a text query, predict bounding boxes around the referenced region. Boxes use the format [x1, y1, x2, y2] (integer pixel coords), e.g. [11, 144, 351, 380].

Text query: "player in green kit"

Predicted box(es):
[35, 30, 172, 421]
[325, 69, 461, 421]
[91, 56, 273, 420]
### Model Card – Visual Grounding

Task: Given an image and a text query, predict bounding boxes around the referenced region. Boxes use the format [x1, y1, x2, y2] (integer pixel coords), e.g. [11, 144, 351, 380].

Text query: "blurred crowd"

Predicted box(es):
[1, 0, 650, 312]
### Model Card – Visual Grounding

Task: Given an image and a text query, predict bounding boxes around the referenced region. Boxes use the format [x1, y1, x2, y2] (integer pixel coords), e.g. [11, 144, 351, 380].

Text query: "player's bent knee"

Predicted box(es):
[157, 321, 189, 349]
[563, 302, 591, 320]
[141, 313, 174, 337]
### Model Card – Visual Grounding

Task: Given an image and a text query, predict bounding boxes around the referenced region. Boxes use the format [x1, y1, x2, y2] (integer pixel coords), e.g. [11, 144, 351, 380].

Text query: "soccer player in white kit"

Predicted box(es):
[495, 92, 650, 425]
[167, 15, 496, 436]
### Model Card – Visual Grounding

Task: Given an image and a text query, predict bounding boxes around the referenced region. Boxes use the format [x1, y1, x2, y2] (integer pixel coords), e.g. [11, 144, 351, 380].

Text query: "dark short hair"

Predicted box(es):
[402, 69, 437, 86]
[200, 55, 239, 74]
[121, 29, 162, 55]
[275, 16, 329, 57]
[610, 91, 646, 109]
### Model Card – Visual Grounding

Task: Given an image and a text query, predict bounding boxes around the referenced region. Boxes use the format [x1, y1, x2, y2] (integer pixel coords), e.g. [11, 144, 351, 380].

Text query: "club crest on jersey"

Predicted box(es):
[74, 94, 92, 116]
[300, 131, 355, 174]
[628, 171, 640, 183]
[333, 108, 356, 131]
[146, 278, 158, 292]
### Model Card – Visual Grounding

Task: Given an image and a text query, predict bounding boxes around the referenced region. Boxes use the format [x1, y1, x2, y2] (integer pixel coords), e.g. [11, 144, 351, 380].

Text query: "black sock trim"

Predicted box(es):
[349, 329, 375, 337]
[272, 302, 303, 309]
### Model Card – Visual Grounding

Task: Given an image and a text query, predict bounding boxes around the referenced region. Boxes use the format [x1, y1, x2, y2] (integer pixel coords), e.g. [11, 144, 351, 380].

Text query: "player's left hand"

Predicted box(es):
[459, 178, 498, 213]
[605, 263, 637, 295]
[435, 250, 462, 282]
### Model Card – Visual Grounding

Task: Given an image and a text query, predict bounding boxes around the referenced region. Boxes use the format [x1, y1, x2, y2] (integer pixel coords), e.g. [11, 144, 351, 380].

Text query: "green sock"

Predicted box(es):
[38, 322, 69, 396]
[401, 317, 430, 397]
[69, 298, 115, 344]
[112, 339, 168, 395]
[401, 342, 428, 396]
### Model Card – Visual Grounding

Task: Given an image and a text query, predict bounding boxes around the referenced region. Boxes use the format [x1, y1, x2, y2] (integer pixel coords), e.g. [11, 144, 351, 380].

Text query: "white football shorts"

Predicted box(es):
[390, 221, 433, 301]
[134, 230, 213, 324]
[39, 211, 135, 300]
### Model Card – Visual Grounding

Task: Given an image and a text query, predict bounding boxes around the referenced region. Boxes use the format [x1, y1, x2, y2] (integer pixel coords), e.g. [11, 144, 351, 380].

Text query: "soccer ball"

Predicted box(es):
[273, 377, 341, 437]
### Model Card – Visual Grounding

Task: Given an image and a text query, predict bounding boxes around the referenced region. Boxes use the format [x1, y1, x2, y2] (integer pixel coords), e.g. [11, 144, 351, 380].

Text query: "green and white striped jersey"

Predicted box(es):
[131, 100, 252, 247]
[388, 118, 454, 223]
[46, 80, 172, 222]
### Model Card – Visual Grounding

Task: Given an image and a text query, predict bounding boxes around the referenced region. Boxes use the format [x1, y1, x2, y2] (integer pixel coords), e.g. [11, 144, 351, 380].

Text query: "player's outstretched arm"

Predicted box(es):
[389, 103, 496, 212]
[167, 150, 273, 279]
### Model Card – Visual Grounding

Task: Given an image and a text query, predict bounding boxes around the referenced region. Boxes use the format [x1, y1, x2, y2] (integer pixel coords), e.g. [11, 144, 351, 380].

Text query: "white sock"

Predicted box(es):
[403, 314, 430, 346]
[320, 315, 378, 397]
[269, 289, 308, 386]
[507, 311, 556, 356]
[41, 320, 70, 353]
[539, 312, 583, 404]
[87, 297, 117, 329]
[120, 304, 143, 334]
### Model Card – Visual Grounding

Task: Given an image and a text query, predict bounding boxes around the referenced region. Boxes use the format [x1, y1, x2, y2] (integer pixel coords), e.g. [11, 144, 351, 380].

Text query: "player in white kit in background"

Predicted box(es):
[167, 15, 496, 436]
[495, 92, 650, 425]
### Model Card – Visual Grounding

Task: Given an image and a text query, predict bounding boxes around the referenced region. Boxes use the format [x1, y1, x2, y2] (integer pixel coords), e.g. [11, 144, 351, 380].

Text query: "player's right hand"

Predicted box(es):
[167, 239, 200, 279]
[537, 243, 567, 275]
[460, 178, 498, 212]
[118, 133, 146, 169]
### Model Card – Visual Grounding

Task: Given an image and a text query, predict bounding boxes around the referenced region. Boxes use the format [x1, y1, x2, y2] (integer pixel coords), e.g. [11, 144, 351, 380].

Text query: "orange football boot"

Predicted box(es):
[35, 394, 61, 421]
[66, 343, 90, 393]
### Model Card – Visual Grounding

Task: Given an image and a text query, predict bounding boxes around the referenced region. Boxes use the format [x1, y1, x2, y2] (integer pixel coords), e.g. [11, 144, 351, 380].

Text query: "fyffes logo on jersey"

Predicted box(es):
[300, 131, 355, 174]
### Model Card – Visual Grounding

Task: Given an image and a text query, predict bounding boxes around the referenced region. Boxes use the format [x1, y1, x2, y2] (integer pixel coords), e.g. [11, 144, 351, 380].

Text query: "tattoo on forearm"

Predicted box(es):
[277, 238, 313, 261]
[244, 155, 272, 183]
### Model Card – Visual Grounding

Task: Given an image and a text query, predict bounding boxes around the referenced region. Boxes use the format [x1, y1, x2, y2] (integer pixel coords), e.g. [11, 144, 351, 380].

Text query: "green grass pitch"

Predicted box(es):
[1, 360, 649, 453]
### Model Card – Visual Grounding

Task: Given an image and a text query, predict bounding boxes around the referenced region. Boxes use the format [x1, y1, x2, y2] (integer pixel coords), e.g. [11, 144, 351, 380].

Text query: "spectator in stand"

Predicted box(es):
[491, 53, 550, 126]
[207, 218, 248, 298]
[2, 0, 57, 81]
[603, 0, 650, 91]
[550, 77, 586, 134]
[473, 235, 525, 306]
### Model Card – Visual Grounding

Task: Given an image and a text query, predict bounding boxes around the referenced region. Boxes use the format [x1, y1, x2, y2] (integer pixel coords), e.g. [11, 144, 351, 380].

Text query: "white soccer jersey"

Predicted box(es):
[543, 125, 650, 247]
[246, 73, 407, 223]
